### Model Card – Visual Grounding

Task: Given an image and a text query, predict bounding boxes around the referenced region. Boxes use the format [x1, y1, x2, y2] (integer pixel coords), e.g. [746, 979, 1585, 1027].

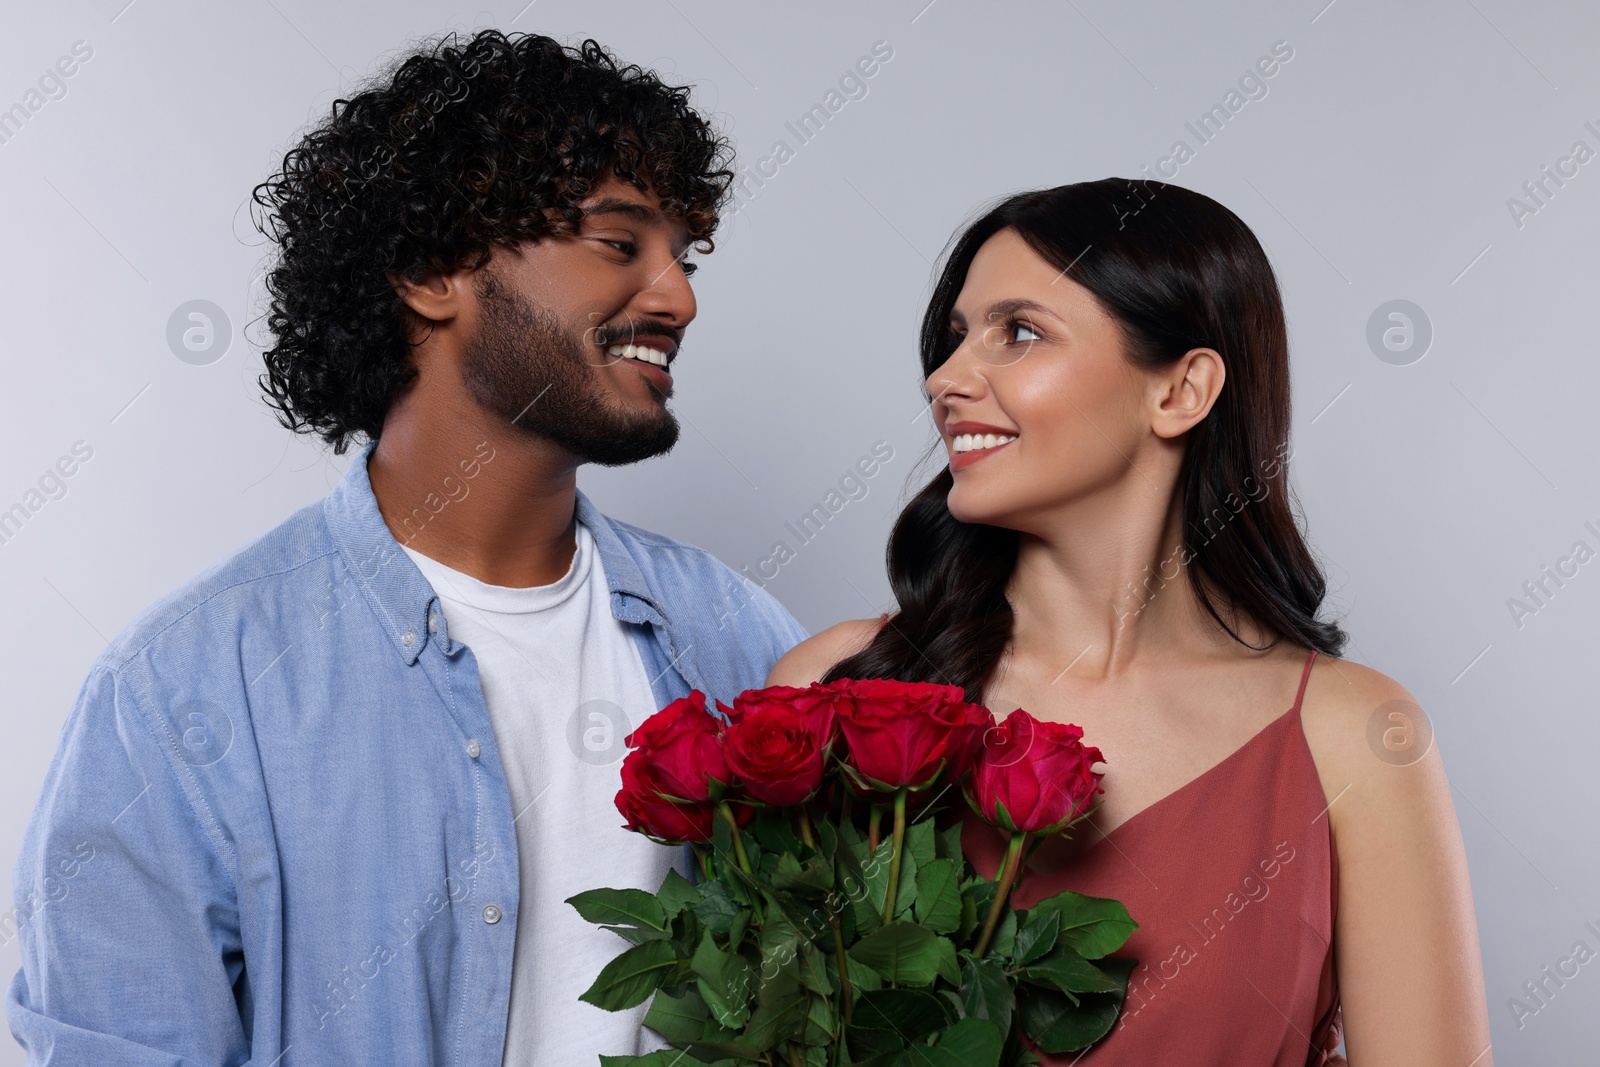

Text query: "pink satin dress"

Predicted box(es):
[964, 649, 1344, 1065]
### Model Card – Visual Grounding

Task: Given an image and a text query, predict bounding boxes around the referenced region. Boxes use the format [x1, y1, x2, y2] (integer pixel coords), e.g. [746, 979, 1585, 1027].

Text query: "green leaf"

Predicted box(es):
[958, 956, 1014, 1039]
[1012, 908, 1060, 966]
[804, 991, 837, 1047]
[847, 988, 954, 1058]
[844, 951, 883, 993]
[1017, 984, 1124, 1054]
[699, 965, 804, 1059]
[813, 816, 838, 863]
[772, 850, 834, 895]
[904, 817, 937, 870]
[987, 909, 1017, 960]
[757, 903, 802, 984]
[837, 814, 872, 867]
[726, 907, 751, 952]
[752, 806, 805, 857]
[898, 1017, 1005, 1067]
[912, 859, 962, 934]
[935, 819, 965, 865]
[691, 880, 741, 936]
[894, 839, 920, 919]
[960, 879, 994, 944]
[691, 930, 755, 1029]
[797, 941, 836, 997]
[853, 987, 955, 1038]
[933, 935, 960, 987]
[656, 868, 699, 921]
[640, 987, 711, 1044]
[1028, 889, 1139, 959]
[1019, 944, 1122, 999]
[579, 940, 678, 1011]
[836, 821, 883, 937]
[567, 887, 669, 935]
[864, 837, 897, 922]
[849, 921, 942, 987]
[957, 889, 979, 942]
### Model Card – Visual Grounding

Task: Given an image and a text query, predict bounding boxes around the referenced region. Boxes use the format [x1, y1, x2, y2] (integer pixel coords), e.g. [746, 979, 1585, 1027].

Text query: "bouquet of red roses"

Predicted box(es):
[568, 679, 1138, 1066]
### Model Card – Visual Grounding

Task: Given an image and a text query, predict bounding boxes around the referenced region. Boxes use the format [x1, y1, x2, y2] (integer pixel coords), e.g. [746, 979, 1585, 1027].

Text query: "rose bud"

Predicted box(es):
[966, 708, 1105, 835]
[719, 685, 839, 806]
[829, 678, 994, 792]
[623, 690, 732, 802]
[615, 749, 718, 844]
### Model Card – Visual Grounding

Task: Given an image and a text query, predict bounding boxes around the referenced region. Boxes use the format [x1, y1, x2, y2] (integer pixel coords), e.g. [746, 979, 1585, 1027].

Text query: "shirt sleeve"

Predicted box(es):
[5, 664, 250, 1066]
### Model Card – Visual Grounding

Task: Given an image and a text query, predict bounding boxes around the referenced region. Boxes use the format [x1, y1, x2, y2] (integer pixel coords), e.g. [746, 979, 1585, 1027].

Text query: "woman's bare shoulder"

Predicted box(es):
[766, 616, 889, 687]
[1297, 652, 1448, 832]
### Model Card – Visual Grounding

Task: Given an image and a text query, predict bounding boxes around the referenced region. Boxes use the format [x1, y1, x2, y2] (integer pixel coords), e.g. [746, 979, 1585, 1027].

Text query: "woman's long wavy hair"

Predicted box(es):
[824, 179, 1346, 703]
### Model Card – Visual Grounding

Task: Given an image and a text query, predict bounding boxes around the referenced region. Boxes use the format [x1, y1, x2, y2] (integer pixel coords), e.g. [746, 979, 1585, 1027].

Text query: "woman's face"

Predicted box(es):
[926, 227, 1169, 532]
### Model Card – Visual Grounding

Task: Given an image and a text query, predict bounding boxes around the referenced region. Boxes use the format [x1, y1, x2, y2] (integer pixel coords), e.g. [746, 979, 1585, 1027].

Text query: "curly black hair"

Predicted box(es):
[251, 29, 736, 454]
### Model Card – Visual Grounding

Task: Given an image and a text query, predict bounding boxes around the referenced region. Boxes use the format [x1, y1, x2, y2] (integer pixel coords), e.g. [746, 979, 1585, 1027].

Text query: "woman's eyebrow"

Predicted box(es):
[985, 297, 1056, 319]
[950, 297, 1058, 326]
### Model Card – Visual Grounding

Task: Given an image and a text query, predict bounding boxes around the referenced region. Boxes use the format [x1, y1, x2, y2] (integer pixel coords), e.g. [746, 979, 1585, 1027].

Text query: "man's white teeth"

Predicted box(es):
[951, 433, 1017, 454]
[606, 343, 670, 367]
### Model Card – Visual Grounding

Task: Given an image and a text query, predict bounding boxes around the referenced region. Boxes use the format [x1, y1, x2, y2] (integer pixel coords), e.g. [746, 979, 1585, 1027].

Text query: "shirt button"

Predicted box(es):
[465, 738, 481, 759]
[482, 904, 502, 924]
[428, 611, 439, 633]
[401, 629, 417, 646]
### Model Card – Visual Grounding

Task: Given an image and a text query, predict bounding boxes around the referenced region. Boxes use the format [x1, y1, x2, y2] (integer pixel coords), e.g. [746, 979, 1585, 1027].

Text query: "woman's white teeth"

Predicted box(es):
[951, 433, 1017, 454]
[606, 343, 669, 367]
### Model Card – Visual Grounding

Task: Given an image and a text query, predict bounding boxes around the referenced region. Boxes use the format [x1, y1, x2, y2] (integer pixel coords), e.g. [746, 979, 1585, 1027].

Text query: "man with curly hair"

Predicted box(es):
[7, 29, 806, 1065]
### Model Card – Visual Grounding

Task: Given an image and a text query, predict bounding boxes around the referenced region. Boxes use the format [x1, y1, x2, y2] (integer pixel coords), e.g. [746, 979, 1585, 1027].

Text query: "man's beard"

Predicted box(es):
[459, 275, 679, 467]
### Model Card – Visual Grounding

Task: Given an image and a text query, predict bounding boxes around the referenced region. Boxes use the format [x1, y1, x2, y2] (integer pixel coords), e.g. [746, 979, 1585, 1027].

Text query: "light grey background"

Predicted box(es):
[1, 0, 1595, 1063]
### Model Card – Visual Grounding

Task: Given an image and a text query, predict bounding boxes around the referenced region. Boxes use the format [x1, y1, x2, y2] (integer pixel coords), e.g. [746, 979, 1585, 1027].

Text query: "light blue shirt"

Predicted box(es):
[6, 442, 808, 1065]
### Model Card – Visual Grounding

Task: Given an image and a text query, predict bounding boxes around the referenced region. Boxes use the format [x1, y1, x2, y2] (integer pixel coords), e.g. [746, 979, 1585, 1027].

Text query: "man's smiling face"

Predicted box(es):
[458, 172, 700, 467]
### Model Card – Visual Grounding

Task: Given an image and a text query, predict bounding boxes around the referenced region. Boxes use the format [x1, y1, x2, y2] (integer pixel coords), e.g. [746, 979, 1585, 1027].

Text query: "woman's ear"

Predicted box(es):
[1149, 346, 1225, 440]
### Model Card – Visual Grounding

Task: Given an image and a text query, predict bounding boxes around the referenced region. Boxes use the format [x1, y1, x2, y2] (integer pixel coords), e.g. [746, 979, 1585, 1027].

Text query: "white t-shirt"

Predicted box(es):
[401, 520, 682, 1064]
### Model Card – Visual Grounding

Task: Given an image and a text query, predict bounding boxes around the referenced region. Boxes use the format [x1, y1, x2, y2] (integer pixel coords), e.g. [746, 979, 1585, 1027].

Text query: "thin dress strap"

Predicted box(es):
[1292, 648, 1319, 715]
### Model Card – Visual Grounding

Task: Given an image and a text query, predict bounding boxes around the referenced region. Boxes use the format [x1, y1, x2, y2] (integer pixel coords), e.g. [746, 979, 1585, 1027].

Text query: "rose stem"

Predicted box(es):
[717, 802, 766, 926]
[797, 805, 817, 851]
[880, 788, 909, 926]
[828, 908, 853, 1026]
[868, 803, 882, 852]
[717, 802, 753, 874]
[691, 843, 711, 883]
[973, 831, 1030, 958]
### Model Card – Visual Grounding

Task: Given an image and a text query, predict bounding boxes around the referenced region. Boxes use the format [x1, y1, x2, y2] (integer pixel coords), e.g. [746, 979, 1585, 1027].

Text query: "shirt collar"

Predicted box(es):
[323, 440, 667, 664]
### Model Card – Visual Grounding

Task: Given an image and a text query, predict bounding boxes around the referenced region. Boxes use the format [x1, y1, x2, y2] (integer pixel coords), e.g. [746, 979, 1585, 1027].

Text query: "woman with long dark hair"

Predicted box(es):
[768, 179, 1492, 1064]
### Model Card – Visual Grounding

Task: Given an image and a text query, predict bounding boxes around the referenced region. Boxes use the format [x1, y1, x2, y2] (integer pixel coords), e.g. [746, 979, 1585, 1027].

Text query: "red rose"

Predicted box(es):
[623, 690, 731, 802]
[616, 749, 717, 843]
[719, 685, 839, 806]
[966, 708, 1104, 834]
[829, 678, 993, 792]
